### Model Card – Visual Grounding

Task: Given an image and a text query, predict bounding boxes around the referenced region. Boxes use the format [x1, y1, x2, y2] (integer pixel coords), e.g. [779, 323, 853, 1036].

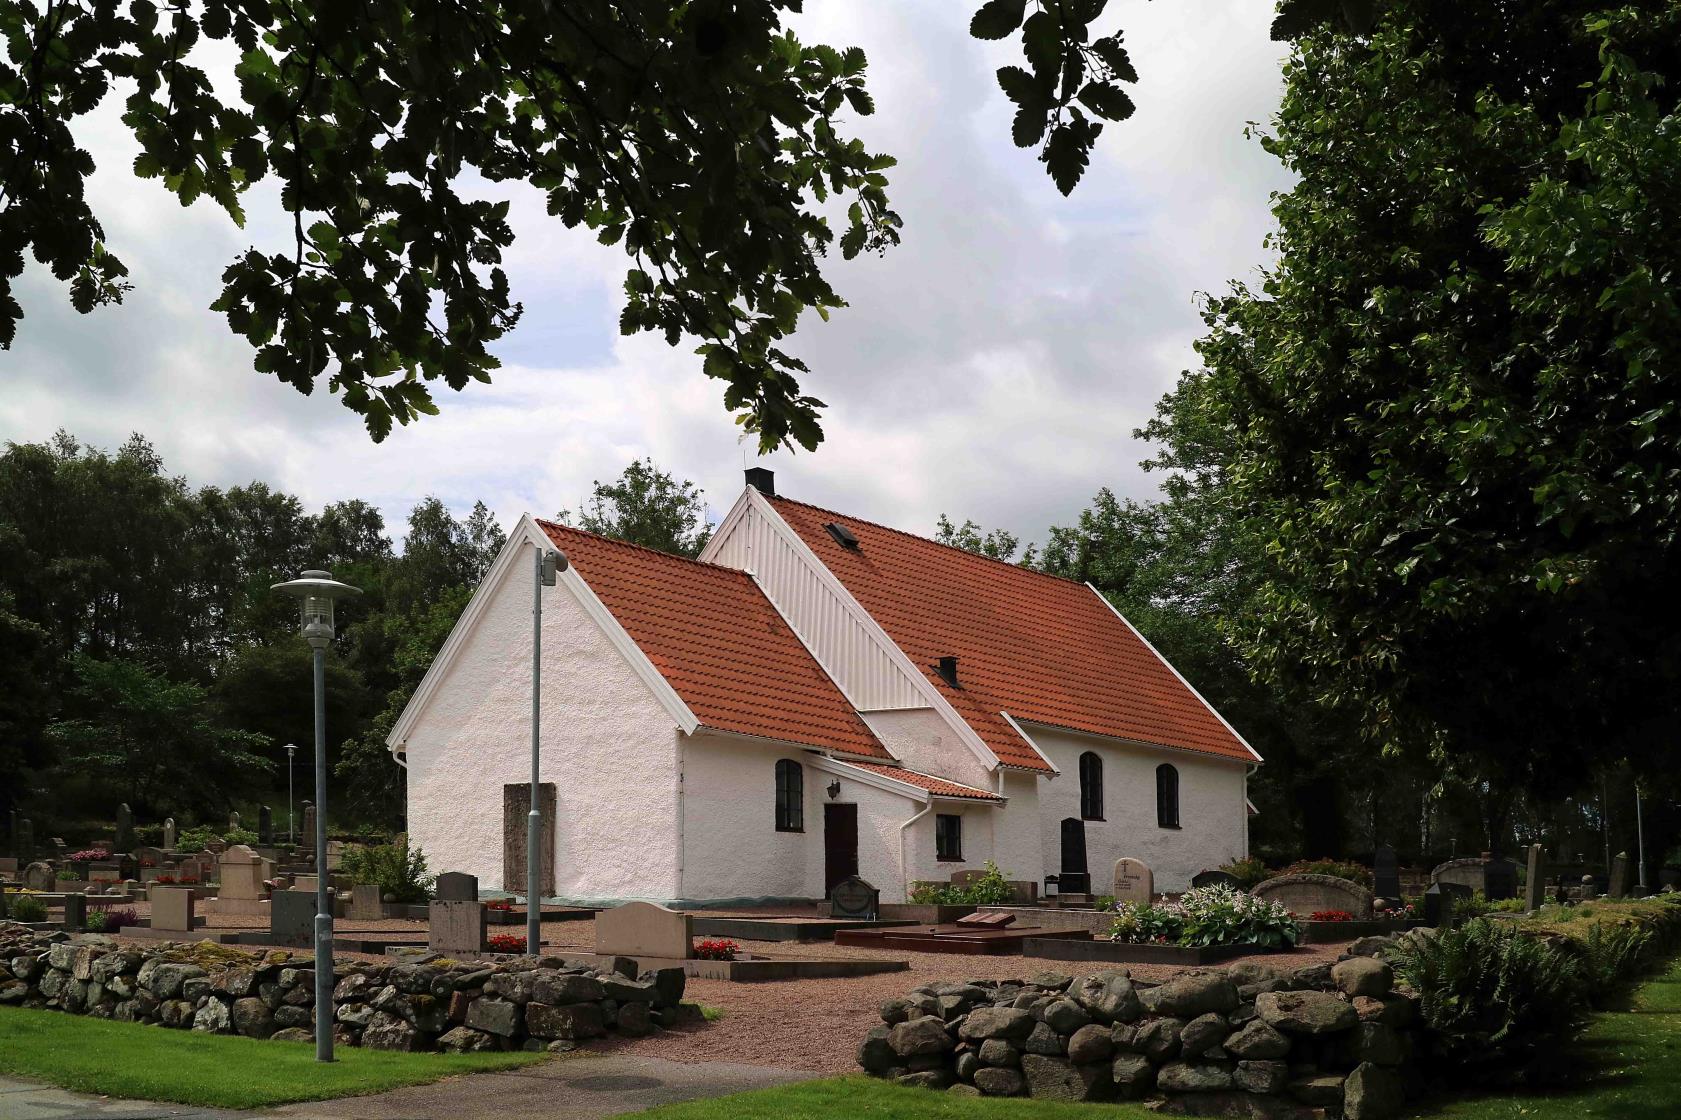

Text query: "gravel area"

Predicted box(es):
[104, 901, 1353, 1076]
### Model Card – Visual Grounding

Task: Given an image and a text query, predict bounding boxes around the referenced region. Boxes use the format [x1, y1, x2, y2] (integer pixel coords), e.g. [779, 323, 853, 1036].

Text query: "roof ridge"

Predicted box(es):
[767, 495, 1088, 588]
[534, 518, 747, 576]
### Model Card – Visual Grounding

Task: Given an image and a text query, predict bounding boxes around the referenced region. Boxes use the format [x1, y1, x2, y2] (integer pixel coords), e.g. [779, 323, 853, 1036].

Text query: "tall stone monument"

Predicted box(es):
[206, 844, 274, 916]
[1523, 844, 1546, 911]
[162, 817, 177, 851]
[258, 805, 273, 845]
[115, 803, 134, 852]
[1609, 852, 1631, 899]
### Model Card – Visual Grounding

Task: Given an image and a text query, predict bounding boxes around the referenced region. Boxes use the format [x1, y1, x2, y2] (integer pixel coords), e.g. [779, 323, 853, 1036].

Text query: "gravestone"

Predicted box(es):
[828, 875, 879, 919]
[23, 862, 54, 891]
[594, 901, 693, 960]
[1524, 844, 1546, 911]
[1431, 857, 1489, 894]
[1609, 852, 1631, 899]
[208, 844, 273, 916]
[1190, 869, 1240, 891]
[324, 839, 344, 871]
[428, 900, 486, 954]
[258, 806, 273, 845]
[300, 803, 316, 852]
[115, 803, 134, 851]
[349, 882, 384, 921]
[1373, 846, 1400, 901]
[150, 885, 197, 932]
[435, 871, 479, 901]
[270, 889, 317, 948]
[1423, 881, 1471, 927]
[292, 874, 318, 893]
[1581, 874, 1599, 900]
[1252, 873, 1374, 919]
[162, 817, 177, 851]
[133, 846, 165, 870]
[61, 893, 87, 931]
[228, 811, 241, 831]
[1484, 857, 1518, 901]
[1112, 858, 1154, 905]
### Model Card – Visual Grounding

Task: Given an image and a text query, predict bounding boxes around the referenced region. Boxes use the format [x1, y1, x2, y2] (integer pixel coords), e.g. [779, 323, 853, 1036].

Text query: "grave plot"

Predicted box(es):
[834, 923, 1093, 956]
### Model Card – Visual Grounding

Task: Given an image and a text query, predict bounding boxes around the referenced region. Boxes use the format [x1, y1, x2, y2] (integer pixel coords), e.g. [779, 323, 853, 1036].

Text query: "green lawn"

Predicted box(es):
[0, 1006, 546, 1108]
[628, 961, 1681, 1120]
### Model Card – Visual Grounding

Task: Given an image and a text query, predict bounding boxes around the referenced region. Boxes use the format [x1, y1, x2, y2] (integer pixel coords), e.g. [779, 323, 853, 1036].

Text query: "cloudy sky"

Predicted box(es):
[1, 2, 1291, 551]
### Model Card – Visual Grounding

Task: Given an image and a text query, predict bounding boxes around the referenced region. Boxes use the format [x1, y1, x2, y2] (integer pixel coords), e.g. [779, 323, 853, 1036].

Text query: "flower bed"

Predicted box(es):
[692, 938, 740, 961]
[485, 933, 527, 953]
[1109, 884, 1300, 951]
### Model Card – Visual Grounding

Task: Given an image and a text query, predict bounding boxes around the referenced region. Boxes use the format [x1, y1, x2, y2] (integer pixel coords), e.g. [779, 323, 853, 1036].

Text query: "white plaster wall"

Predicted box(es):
[989, 770, 1047, 887]
[679, 733, 815, 901]
[402, 551, 681, 901]
[860, 708, 993, 792]
[902, 801, 998, 892]
[1029, 725, 1249, 894]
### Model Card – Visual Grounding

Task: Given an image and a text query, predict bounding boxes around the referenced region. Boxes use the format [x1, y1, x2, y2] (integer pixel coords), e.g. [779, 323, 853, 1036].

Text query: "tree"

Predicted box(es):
[935, 514, 1027, 564]
[5, 2, 1380, 449]
[1152, 0, 1681, 827]
[561, 458, 712, 558]
[45, 654, 269, 818]
[0, 594, 52, 821]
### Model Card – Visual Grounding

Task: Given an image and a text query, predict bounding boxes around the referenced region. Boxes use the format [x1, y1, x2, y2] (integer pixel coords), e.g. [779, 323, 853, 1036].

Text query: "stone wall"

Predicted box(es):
[0, 923, 703, 1052]
[858, 936, 1420, 1120]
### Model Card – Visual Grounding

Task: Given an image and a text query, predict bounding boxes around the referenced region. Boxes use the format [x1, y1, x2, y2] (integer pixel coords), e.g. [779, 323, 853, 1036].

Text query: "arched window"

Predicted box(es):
[1156, 763, 1180, 829]
[775, 759, 804, 832]
[1079, 752, 1104, 820]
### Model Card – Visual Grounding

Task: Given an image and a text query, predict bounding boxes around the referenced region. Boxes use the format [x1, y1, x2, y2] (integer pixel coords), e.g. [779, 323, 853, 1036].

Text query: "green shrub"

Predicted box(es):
[906, 861, 1016, 906]
[10, 894, 49, 922]
[1218, 856, 1270, 890]
[1276, 857, 1373, 887]
[1393, 918, 1586, 1078]
[339, 838, 434, 904]
[175, 825, 218, 853]
[131, 823, 165, 846]
[223, 827, 260, 846]
[1111, 885, 1300, 949]
[1574, 920, 1654, 1005]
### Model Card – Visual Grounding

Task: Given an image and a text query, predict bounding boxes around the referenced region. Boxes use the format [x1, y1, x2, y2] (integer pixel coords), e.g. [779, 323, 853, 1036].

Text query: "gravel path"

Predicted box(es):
[110, 902, 1353, 1076]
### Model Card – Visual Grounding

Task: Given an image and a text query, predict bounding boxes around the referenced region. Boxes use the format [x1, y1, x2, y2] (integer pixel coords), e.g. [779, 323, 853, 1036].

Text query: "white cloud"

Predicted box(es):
[0, 2, 1290, 551]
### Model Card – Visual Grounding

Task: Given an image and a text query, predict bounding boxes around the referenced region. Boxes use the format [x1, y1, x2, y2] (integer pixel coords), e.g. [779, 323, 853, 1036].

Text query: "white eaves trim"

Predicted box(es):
[1083, 581, 1265, 765]
[722, 486, 1006, 776]
[997, 711, 1063, 776]
[811, 755, 1004, 805]
[385, 516, 699, 758]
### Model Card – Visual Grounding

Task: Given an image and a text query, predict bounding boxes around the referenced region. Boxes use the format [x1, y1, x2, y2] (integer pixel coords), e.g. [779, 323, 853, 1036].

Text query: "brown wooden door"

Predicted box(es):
[824, 803, 858, 893]
[503, 783, 556, 897]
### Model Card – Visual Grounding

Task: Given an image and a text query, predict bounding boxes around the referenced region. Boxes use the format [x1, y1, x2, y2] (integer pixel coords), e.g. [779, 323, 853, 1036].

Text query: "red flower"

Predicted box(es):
[1310, 910, 1355, 923]
[486, 933, 527, 953]
[692, 938, 740, 961]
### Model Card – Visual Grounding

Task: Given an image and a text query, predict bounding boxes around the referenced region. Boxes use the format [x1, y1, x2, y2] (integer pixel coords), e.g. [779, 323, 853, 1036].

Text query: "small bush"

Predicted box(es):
[1393, 918, 1585, 1079]
[693, 938, 740, 961]
[339, 838, 434, 904]
[1111, 885, 1300, 949]
[486, 933, 527, 953]
[131, 823, 165, 846]
[1276, 857, 1373, 887]
[1219, 856, 1271, 890]
[175, 825, 219, 853]
[86, 906, 138, 933]
[10, 895, 49, 922]
[1574, 920, 1655, 1006]
[223, 828, 259, 847]
[907, 860, 1016, 906]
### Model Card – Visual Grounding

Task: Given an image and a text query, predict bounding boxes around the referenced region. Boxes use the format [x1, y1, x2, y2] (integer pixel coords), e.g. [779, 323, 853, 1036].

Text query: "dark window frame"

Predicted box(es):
[775, 759, 804, 833]
[935, 813, 963, 862]
[1156, 763, 1181, 829]
[1078, 751, 1104, 821]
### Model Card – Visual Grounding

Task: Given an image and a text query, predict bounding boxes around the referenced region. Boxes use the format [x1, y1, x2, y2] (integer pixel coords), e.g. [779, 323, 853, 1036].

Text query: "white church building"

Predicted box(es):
[388, 470, 1261, 906]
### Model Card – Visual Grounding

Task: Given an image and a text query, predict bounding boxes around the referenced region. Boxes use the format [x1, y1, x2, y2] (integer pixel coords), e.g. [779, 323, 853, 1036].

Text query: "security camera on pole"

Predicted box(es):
[530, 544, 567, 954]
[272, 570, 360, 1063]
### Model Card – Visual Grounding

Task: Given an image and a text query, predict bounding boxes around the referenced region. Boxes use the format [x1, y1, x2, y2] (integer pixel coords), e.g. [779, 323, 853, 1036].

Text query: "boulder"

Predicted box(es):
[1042, 999, 1092, 1034]
[1225, 1018, 1292, 1059]
[361, 1010, 422, 1051]
[1024, 1021, 1065, 1055]
[1111, 1052, 1156, 1098]
[191, 998, 232, 1034]
[895, 1070, 953, 1090]
[889, 1015, 955, 1059]
[1158, 1062, 1235, 1093]
[880, 997, 913, 1025]
[1234, 1060, 1289, 1094]
[1077, 974, 1143, 1022]
[146, 962, 206, 1000]
[1256, 991, 1358, 1035]
[1135, 1017, 1185, 1061]
[438, 1025, 499, 1053]
[1027, 972, 1073, 991]
[1355, 1023, 1404, 1066]
[978, 1038, 1020, 1066]
[1344, 1061, 1404, 1120]
[960, 1006, 1033, 1042]
[1331, 958, 1392, 999]
[1147, 972, 1240, 1018]
[858, 1026, 896, 1074]
[600, 976, 659, 1003]
[1066, 1023, 1114, 1064]
[231, 996, 275, 1039]
[973, 1066, 1026, 1097]
[483, 971, 542, 1005]
[270, 1027, 314, 1043]
[1181, 1011, 1231, 1056]
[465, 996, 522, 1037]
[526, 1000, 606, 1040]
[1288, 1074, 1345, 1108]
[1020, 1054, 1112, 1101]
[534, 973, 606, 1006]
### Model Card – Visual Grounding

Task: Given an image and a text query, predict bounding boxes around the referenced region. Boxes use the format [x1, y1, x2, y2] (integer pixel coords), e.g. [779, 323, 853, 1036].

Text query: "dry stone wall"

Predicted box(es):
[858, 936, 1422, 1120]
[0, 922, 703, 1052]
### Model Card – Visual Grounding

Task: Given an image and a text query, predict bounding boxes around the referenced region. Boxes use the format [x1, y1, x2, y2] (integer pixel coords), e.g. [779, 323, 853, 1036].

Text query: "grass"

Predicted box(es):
[0, 1006, 546, 1109]
[627, 957, 1681, 1120]
[1419, 956, 1681, 1119]
[699, 1003, 726, 1022]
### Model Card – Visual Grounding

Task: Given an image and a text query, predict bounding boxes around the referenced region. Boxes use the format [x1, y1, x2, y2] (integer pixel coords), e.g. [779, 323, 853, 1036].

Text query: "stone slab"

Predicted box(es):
[595, 901, 692, 959]
[429, 899, 486, 954]
[149, 885, 197, 932]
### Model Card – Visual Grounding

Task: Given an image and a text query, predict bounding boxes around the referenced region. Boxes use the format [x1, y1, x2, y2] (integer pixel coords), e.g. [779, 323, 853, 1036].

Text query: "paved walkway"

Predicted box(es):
[0, 1056, 816, 1120]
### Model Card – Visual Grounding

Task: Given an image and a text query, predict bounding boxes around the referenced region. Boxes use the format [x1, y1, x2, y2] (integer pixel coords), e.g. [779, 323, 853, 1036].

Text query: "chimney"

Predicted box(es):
[745, 467, 775, 497]
[935, 656, 960, 688]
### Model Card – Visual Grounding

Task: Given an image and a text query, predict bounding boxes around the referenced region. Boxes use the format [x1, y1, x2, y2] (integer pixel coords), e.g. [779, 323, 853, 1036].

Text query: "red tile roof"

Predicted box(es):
[836, 760, 1003, 802]
[535, 521, 890, 759]
[768, 497, 1259, 767]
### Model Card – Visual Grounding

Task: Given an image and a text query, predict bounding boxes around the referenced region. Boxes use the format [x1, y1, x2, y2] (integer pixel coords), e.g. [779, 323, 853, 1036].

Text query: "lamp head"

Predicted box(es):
[273, 570, 362, 647]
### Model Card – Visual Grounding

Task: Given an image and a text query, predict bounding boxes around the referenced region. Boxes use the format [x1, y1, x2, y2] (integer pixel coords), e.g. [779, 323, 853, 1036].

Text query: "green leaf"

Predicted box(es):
[1078, 81, 1135, 122]
[969, 0, 1027, 41]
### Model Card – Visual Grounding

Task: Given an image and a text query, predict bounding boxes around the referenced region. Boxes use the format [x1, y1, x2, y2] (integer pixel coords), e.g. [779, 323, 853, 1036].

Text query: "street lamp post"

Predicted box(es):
[1636, 785, 1649, 895]
[529, 545, 566, 955]
[272, 570, 361, 1063]
[283, 743, 298, 844]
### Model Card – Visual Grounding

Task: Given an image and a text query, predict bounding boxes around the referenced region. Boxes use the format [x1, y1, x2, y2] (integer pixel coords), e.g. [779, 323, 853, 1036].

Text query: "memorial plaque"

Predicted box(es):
[594, 900, 692, 959]
[435, 871, 479, 902]
[1112, 858, 1154, 905]
[829, 875, 879, 920]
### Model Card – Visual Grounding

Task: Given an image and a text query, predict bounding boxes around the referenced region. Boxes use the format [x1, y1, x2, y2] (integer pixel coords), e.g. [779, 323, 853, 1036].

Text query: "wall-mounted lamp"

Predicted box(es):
[827, 780, 842, 800]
